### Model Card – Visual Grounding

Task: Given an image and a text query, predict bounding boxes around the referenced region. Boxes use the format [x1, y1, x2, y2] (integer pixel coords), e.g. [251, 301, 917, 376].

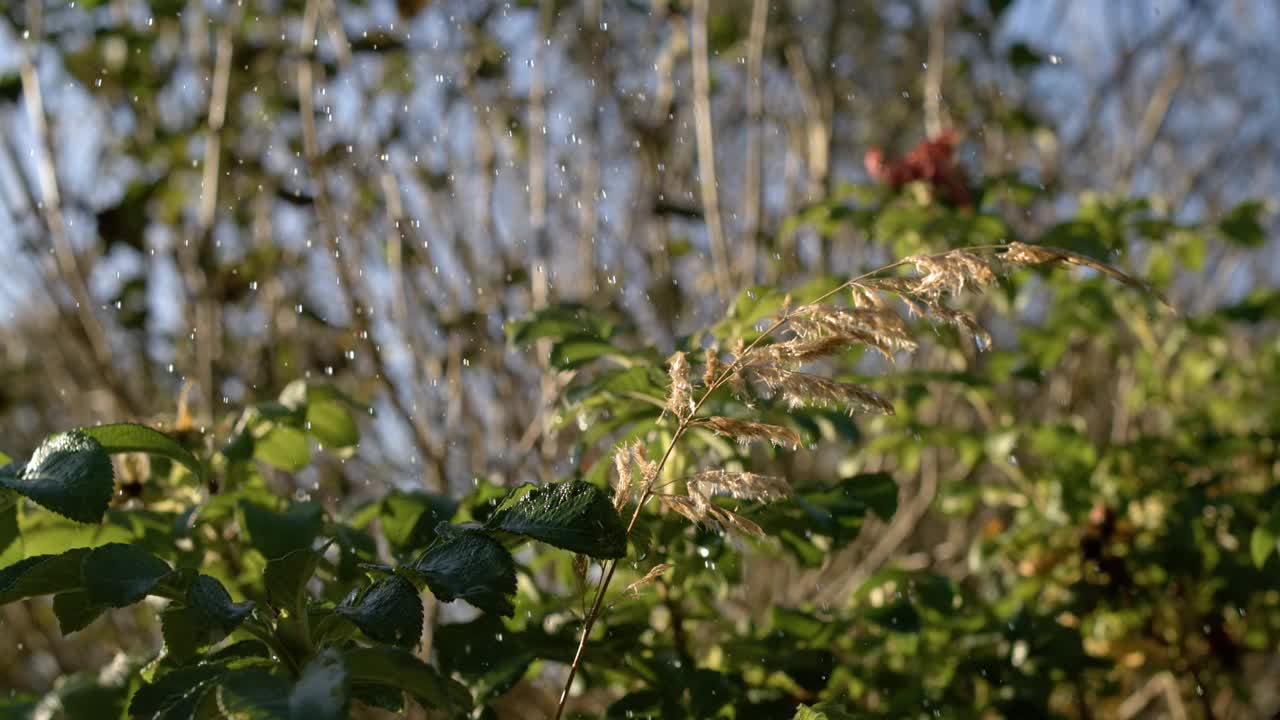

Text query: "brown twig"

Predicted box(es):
[184, 7, 238, 423]
[18, 0, 141, 417]
[297, 0, 447, 491]
[740, 0, 769, 286]
[690, 0, 734, 303]
[923, 0, 951, 138]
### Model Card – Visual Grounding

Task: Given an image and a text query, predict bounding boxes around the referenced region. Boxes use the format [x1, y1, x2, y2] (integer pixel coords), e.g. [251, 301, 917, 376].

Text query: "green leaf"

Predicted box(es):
[1007, 42, 1043, 69]
[305, 386, 360, 449]
[485, 480, 627, 559]
[377, 491, 459, 552]
[550, 336, 626, 370]
[337, 575, 423, 648]
[711, 285, 788, 339]
[241, 500, 323, 559]
[214, 669, 291, 719]
[290, 649, 350, 720]
[1218, 200, 1267, 247]
[435, 615, 535, 699]
[846, 472, 898, 521]
[0, 501, 19, 564]
[1252, 525, 1277, 568]
[408, 529, 516, 616]
[80, 423, 203, 480]
[0, 549, 90, 603]
[82, 543, 172, 607]
[750, 474, 898, 566]
[55, 674, 139, 720]
[793, 702, 861, 720]
[53, 591, 107, 634]
[162, 575, 254, 659]
[253, 424, 311, 472]
[160, 607, 218, 660]
[187, 575, 254, 630]
[1037, 221, 1112, 262]
[344, 645, 470, 712]
[865, 598, 921, 633]
[129, 664, 227, 719]
[264, 547, 322, 619]
[1, 431, 114, 523]
[0, 451, 9, 465]
[506, 304, 613, 345]
[351, 684, 403, 713]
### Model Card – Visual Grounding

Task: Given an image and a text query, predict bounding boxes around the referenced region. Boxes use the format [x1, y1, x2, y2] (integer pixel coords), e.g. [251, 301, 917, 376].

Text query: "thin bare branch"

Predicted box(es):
[18, 0, 140, 416]
[739, 0, 769, 285]
[690, 0, 734, 303]
[297, 0, 446, 490]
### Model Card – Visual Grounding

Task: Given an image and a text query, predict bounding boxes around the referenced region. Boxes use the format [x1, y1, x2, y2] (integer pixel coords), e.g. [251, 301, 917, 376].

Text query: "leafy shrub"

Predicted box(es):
[0, 241, 1175, 719]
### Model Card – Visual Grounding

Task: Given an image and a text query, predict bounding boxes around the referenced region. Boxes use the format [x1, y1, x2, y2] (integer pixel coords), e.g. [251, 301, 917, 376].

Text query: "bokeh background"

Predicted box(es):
[1, 0, 1279, 717]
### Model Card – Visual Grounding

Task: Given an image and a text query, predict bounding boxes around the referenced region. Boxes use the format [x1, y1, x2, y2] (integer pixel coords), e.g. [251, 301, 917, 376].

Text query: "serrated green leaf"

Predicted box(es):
[336, 575, 423, 648]
[53, 591, 106, 634]
[187, 574, 254, 630]
[162, 575, 255, 659]
[0, 549, 90, 603]
[240, 500, 322, 559]
[485, 481, 627, 559]
[344, 645, 470, 712]
[80, 423, 203, 480]
[82, 543, 172, 607]
[253, 424, 311, 472]
[1, 431, 113, 523]
[161, 607, 222, 661]
[289, 649, 350, 720]
[264, 547, 322, 619]
[408, 529, 516, 616]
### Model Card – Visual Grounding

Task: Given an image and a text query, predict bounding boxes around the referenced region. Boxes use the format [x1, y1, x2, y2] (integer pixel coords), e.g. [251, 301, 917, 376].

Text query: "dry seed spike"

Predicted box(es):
[689, 469, 791, 502]
[1000, 242, 1175, 312]
[666, 351, 693, 418]
[748, 366, 895, 415]
[612, 446, 633, 510]
[703, 346, 724, 386]
[622, 563, 674, 596]
[696, 416, 801, 449]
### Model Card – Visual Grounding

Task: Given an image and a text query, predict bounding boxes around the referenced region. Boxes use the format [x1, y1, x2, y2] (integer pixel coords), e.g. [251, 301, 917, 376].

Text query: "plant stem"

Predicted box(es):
[243, 617, 301, 677]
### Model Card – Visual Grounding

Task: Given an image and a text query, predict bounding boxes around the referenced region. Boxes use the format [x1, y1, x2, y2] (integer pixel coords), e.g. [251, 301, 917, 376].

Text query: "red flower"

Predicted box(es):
[865, 129, 972, 207]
